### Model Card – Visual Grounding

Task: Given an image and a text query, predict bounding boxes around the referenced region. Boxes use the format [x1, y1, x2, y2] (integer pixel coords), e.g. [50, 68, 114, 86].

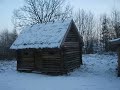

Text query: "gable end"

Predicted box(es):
[60, 20, 83, 48]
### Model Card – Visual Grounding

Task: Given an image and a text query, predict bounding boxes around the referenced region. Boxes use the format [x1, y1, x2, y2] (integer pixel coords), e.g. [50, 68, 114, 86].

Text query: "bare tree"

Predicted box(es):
[13, 0, 72, 30]
[75, 9, 95, 54]
[111, 9, 120, 38]
[0, 29, 17, 59]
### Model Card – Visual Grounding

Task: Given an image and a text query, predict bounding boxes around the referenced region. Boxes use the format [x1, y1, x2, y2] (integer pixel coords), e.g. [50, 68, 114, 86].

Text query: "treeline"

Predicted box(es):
[75, 9, 120, 53]
[0, 29, 17, 59]
[0, 0, 120, 59]
[12, 0, 120, 54]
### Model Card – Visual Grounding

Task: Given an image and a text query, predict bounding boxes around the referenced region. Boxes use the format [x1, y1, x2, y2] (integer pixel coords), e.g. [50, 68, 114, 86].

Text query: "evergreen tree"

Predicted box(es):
[101, 15, 110, 52]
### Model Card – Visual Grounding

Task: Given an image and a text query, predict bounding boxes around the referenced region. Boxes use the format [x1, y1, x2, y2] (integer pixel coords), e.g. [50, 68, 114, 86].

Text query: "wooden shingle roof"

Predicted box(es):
[11, 20, 74, 49]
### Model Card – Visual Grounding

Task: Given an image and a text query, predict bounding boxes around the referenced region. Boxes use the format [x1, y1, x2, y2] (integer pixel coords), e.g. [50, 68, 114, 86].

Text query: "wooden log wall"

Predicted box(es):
[40, 49, 62, 74]
[63, 27, 81, 72]
[17, 49, 34, 71]
[16, 23, 82, 75]
[17, 49, 63, 74]
[34, 49, 42, 71]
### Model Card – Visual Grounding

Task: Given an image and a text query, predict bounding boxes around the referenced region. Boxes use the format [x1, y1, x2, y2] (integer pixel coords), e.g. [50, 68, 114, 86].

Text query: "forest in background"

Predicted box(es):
[0, 0, 120, 59]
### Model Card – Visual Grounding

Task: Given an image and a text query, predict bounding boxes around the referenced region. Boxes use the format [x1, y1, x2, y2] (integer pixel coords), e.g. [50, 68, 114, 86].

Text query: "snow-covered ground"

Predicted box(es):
[0, 53, 120, 90]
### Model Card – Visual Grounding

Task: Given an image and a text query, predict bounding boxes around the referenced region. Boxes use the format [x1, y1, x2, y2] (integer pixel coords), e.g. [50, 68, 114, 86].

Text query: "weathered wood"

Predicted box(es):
[117, 47, 120, 77]
[61, 27, 82, 72]
[21, 58, 34, 61]
[16, 50, 21, 70]
[64, 42, 79, 45]
[16, 20, 83, 75]
[65, 51, 80, 54]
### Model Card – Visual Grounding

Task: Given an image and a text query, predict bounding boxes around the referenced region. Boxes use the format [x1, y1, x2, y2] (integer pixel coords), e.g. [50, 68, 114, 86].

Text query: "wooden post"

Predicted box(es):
[80, 46, 83, 65]
[16, 50, 21, 71]
[60, 48, 65, 74]
[117, 47, 120, 77]
[33, 49, 36, 71]
[79, 44, 83, 65]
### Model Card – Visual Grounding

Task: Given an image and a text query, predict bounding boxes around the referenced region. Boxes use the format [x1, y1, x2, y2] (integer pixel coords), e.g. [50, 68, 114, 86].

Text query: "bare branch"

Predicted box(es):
[13, 0, 72, 30]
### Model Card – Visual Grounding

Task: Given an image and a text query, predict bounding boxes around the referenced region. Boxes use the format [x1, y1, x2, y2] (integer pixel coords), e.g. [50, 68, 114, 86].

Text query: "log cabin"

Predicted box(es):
[10, 20, 83, 75]
[110, 38, 120, 77]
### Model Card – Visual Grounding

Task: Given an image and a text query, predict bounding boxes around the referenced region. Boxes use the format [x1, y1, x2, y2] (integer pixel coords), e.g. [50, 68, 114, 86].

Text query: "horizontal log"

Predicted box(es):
[42, 66, 61, 68]
[19, 65, 34, 68]
[65, 64, 80, 68]
[64, 54, 80, 58]
[64, 42, 79, 45]
[67, 33, 76, 36]
[17, 68, 33, 71]
[42, 63, 61, 66]
[64, 60, 80, 63]
[21, 58, 34, 61]
[35, 61, 42, 64]
[19, 62, 34, 65]
[21, 54, 34, 58]
[64, 48, 79, 51]
[35, 65, 42, 68]
[65, 51, 80, 54]
[40, 48, 60, 52]
[42, 68, 61, 72]
[65, 50, 80, 53]
[42, 63, 61, 65]
[64, 55, 80, 58]
[35, 58, 42, 60]
[64, 57, 80, 61]
[63, 44, 79, 47]
[63, 47, 80, 49]
[42, 58, 61, 60]
[64, 52, 80, 54]
[65, 62, 80, 67]
[66, 38, 77, 40]
[64, 59, 80, 62]
[42, 60, 61, 62]
[67, 65, 80, 71]
[35, 54, 42, 56]
[42, 55, 60, 58]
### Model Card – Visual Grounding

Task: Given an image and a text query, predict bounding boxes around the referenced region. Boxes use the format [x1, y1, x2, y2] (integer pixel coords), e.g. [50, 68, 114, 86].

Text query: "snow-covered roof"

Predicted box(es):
[10, 20, 72, 49]
[109, 38, 120, 44]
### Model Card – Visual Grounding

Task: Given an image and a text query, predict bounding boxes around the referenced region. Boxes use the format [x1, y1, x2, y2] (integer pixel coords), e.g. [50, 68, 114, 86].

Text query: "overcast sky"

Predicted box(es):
[0, 0, 119, 31]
